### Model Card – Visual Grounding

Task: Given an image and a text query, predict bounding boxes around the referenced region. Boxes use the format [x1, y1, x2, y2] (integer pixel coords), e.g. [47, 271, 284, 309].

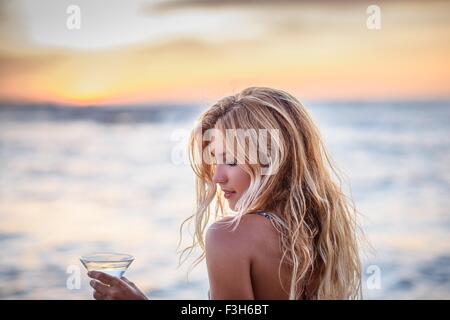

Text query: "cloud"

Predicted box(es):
[0, 0, 448, 104]
[0, 0, 32, 52]
[0, 52, 66, 79]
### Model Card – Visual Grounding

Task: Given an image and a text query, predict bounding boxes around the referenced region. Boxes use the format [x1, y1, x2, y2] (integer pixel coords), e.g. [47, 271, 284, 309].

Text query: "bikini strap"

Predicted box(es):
[255, 211, 273, 221]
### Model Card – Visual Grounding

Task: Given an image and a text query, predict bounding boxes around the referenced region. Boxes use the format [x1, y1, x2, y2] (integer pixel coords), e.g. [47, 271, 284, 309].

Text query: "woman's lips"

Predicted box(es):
[223, 191, 236, 199]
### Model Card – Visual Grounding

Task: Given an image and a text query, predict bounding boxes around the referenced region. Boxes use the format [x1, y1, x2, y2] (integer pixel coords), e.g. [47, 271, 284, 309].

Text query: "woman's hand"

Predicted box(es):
[88, 271, 148, 300]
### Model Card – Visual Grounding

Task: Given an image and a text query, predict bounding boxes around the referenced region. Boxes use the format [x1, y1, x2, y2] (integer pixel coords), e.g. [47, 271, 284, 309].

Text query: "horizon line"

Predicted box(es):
[1, 96, 449, 109]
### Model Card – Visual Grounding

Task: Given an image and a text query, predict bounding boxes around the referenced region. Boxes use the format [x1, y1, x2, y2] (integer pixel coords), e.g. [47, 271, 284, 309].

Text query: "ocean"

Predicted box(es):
[0, 101, 449, 299]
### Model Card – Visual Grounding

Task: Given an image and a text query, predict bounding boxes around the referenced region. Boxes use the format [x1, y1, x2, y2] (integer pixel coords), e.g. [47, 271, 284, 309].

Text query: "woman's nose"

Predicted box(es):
[212, 165, 227, 184]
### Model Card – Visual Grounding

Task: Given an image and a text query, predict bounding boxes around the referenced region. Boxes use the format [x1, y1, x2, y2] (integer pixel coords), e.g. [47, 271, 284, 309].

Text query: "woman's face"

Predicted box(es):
[210, 132, 251, 211]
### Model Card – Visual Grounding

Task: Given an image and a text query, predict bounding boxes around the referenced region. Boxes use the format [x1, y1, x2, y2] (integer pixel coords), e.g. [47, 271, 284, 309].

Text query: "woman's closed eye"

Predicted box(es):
[210, 151, 236, 166]
[212, 160, 236, 166]
[223, 155, 237, 166]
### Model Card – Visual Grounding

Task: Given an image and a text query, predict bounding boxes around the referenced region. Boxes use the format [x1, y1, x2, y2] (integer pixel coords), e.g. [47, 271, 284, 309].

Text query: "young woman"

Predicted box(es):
[88, 87, 362, 300]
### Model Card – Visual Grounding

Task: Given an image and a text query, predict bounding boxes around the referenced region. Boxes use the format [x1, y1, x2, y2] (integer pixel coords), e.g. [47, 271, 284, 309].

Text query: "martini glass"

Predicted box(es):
[80, 252, 134, 278]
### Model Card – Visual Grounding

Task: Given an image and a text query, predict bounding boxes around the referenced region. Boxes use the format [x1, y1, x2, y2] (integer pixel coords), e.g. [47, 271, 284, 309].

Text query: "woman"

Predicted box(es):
[88, 87, 362, 300]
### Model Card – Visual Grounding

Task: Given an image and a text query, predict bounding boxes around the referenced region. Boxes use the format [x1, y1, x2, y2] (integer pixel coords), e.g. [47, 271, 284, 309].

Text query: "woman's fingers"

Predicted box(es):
[87, 272, 145, 300]
[90, 279, 110, 294]
[93, 290, 106, 300]
[90, 280, 120, 299]
[88, 271, 119, 287]
[90, 279, 110, 300]
[120, 277, 136, 288]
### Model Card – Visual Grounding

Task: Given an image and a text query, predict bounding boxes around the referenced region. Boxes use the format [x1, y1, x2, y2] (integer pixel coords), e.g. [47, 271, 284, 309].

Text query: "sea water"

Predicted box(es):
[0, 102, 449, 299]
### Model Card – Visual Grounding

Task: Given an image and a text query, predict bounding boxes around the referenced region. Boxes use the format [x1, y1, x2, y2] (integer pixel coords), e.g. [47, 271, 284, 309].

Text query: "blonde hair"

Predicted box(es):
[177, 87, 362, 299]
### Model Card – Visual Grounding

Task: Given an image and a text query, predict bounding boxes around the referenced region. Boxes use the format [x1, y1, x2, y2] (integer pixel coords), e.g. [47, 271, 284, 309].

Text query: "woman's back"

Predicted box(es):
[248, 212, 291, 299]
[207, 213, 291, 300]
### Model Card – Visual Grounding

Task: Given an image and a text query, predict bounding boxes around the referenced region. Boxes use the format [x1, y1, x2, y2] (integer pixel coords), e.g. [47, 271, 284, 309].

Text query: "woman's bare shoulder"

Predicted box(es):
[206, 214, 276, 254]
[206, 216, 246, 249]
[205, 216, 256, 299]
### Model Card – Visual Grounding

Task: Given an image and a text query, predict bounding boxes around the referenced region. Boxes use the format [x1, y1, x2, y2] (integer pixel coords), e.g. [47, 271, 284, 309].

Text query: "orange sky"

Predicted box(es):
[0, 0, 449, 106]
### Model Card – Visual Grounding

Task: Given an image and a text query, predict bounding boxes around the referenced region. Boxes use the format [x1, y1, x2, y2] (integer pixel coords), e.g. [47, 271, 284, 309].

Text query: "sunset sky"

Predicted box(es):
[0, 0, 449, 106]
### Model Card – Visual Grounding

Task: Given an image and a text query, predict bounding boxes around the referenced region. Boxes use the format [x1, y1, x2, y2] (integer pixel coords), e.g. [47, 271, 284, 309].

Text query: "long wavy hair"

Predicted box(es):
[177, 87, 362, 299]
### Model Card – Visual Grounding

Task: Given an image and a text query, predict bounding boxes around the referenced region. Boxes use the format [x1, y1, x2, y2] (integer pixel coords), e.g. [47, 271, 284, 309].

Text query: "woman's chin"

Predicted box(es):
[227, 201, 236, 211]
